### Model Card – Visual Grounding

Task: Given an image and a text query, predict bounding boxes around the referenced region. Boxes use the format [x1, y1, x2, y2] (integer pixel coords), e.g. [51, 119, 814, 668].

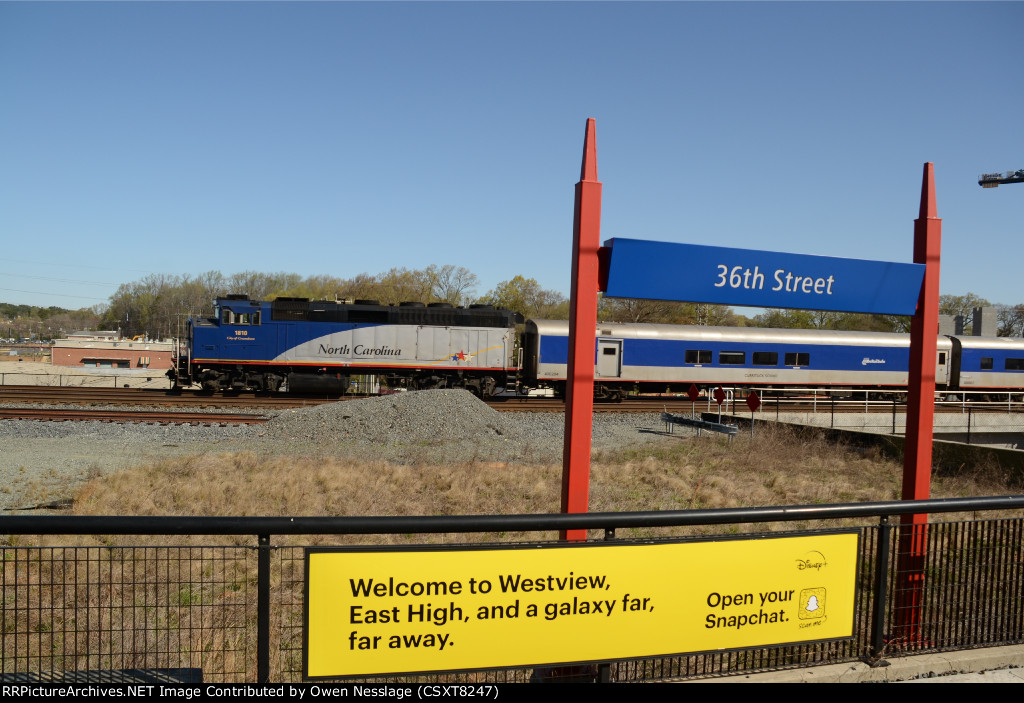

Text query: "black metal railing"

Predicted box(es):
[733, 389, 1024, 445]
[2, 495, 1023, 683]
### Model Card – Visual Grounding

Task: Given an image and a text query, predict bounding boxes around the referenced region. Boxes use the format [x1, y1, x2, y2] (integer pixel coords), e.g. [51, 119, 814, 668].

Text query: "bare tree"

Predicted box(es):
[478, 276, 567, 319]
[599, 297, 693, 324]
[425, 264, 479, 306]
[997, 304, 1024, 337]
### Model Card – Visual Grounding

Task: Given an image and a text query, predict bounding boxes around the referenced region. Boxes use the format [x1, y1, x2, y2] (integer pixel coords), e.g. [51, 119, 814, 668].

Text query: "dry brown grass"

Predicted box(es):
[4, 423, 1022, 682]
[61, 422, 1019, 540]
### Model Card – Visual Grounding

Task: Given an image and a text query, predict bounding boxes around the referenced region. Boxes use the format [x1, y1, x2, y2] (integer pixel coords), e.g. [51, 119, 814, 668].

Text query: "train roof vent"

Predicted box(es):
[354, 299, 380, 306]
[224, 294, 250, 301]
[399, 301, 425, 307]
[469, 304, 494, 310]
[427, 302, 453, 308]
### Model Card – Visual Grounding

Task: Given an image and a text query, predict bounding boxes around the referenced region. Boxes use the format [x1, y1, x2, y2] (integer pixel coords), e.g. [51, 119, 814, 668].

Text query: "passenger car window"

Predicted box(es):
[785, 352, 810, 366]
[685, 350, 712, 364]
[752, 352, 778, 366]
[719, 351, 745, 365]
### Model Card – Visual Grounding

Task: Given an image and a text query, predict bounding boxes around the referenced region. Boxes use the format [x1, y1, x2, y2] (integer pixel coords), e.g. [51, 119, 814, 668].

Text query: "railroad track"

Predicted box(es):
[0, 385, 339, 409]
[2, 385, 1020, 417]
[0, 407, 269, 425]
[0, 387, 736, 414]
[0, 385, 687, 412]
[486, 397, 700, 413]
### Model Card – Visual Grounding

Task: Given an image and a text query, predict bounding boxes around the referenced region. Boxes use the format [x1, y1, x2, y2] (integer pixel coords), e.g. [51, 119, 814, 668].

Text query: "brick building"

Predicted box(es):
[51, 332, 174, 370]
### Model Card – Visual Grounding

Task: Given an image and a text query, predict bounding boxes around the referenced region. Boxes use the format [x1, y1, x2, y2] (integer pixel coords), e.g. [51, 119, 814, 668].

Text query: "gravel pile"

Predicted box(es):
[266, 390, 516, 445]
[261, 390, 671, 464]
[0, 390, 679, 511]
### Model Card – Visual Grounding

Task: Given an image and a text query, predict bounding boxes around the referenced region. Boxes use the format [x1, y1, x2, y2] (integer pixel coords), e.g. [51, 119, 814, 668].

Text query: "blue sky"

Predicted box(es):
[2, 1, 1021, 313]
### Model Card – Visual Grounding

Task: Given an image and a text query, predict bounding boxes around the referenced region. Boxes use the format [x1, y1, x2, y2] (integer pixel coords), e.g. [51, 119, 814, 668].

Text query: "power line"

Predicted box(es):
[1, 257, 154, 274]
[0, 272, 117, 287]
[0, 287, 109, 303]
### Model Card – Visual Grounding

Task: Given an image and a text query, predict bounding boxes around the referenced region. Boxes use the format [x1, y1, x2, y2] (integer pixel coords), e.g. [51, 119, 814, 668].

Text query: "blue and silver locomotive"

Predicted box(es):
[170, 296, 522, 396]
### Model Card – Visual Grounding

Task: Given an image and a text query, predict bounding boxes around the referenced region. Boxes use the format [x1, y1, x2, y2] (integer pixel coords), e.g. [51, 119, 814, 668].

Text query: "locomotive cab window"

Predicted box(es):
[981, 357, 993, 370]
[753, 352, 778, 366]
[719, 351, 745, 365]
[938, 352, 946, 365]
[785, 352, 810, 366]
[685, 349, 712, 364]
[222, 310, 260, 325]
[1005, 358, 1024, 371]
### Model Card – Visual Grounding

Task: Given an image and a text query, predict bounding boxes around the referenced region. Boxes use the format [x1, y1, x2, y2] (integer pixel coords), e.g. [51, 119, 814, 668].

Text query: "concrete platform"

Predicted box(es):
[700, 644, 1024, 683]
[772, 409, 1024, 444]
[0, 360, 171, 390]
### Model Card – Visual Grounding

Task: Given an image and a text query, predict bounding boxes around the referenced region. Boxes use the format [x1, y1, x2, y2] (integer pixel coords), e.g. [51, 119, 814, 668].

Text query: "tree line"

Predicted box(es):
[90, 267, 744, 339]
[745, 292, 1024, 336]
[0, 303, 99, 342]
[3, 267, 1022, 341]
[93, 266, 482, 340]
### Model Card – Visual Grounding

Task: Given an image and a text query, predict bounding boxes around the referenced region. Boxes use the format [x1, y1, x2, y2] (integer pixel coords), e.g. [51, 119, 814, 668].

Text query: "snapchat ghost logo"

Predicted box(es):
[799, 588, 826, 620]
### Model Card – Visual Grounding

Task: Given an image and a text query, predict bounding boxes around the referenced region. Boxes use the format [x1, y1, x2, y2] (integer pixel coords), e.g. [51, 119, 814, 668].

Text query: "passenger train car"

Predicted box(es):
[171, 296, 1024, 398]
[949, 336, 1024, 391]
[519, 319, 1024, 400]
[170, 296, 522, 396]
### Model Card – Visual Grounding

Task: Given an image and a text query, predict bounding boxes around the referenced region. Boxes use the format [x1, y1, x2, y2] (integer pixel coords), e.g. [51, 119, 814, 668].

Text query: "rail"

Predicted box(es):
[2, 496, 1023, 683]
[0, 407, 269, 424]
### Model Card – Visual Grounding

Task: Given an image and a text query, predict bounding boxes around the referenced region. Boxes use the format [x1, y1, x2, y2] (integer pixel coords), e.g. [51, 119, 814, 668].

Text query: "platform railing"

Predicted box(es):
[2, 496, 1023, 683]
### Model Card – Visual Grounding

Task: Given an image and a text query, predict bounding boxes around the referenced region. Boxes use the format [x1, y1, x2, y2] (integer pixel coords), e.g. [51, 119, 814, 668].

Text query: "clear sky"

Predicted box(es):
[2, 1, 1021, 312]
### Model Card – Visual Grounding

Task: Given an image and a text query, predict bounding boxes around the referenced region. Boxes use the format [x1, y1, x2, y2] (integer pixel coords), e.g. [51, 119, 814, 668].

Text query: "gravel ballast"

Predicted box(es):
[0, 389, 680, 511]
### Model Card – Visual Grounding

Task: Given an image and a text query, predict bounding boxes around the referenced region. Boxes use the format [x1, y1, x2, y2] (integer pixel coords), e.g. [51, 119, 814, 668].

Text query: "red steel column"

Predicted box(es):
[896, 162, 941, 640]
[561, 119, 602, 541]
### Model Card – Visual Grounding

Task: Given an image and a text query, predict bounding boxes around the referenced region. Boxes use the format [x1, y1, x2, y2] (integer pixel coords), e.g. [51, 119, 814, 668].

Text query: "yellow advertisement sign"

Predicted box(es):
[304, 532, 858, 678]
